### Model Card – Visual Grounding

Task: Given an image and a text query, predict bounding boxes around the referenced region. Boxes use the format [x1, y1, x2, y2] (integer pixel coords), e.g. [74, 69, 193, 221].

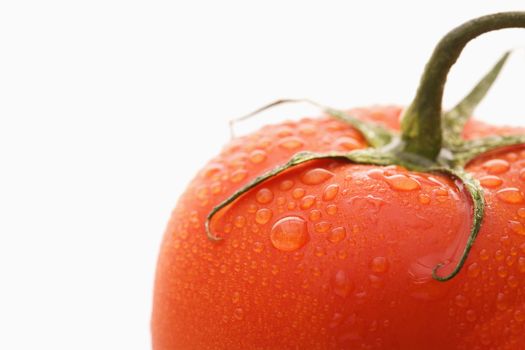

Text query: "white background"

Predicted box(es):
[1, 1, 524, 349]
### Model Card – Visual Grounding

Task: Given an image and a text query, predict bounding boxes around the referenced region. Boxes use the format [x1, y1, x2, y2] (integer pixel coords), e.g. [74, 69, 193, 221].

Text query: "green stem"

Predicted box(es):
[400, 12, 525, 161]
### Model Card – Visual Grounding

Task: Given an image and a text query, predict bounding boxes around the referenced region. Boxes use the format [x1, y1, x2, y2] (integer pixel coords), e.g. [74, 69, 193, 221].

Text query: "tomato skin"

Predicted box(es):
[152, 107, 525, 350]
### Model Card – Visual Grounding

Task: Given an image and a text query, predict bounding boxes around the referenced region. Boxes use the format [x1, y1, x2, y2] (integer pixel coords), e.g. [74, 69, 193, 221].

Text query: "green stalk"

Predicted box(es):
[400, 12, 525, 161]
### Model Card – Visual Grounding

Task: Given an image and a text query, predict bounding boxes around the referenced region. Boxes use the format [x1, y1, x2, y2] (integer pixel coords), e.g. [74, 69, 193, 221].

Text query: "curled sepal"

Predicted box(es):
[228, 98, 394, 148]
[443, 51, 511, 146]
[452, 134, 525, 166]
[205, 148, 398, 241]
[431, 168, 485, 282]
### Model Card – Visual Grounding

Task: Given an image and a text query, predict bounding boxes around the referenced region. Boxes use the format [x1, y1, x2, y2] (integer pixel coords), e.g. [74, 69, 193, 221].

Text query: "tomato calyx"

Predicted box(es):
[206, 12, 525, 282]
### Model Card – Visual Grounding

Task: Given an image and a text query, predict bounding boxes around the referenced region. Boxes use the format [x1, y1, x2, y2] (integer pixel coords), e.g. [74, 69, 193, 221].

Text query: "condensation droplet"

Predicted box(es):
[299, 124, 316, 135]
[479, 249, 490, 261]
[479, 175, 503, 188]
[255, 208, 273, 225]
[253, 241, 264, 253]
[467, 263, 480, 278]
[256, 188, 274, 204]
[455, 294, 469, 308]
[385, 174, 421, 191]
[418, 193, 431, 204]
[301, 168, 335, 185]
[230, 169, 248, 183]
[518, 257, 525, 273]
[509, 220, 525, 235]
[497, 188, 524, 204]
[300, 195, 316, 209]
[309, 209, 322, 221]
[466, 309, 477, 322]
[335, 136, 362, 150]
[482, 159, 510, 174]
[270, 216, 309, 252]
[232, 291, 240, 304]
[332, 269, 354, 297]
[328, 226, 346, 243]
[314, 221, 331, 233]
[233, 215, 246, 228]
[326, 204, 338, 216]
[370, 256, 389, 273]
[279, 180, 294, 191]
[314, 245, 326, 257]
[233, 307, 244, 320]
[248, 149, 267, 164]
[323, 184, 340, 201]
[279, 136, 304, 150]
[292, 187, 306, 199]
[518, 208, 525, 218]
[497, 266, 508, 278]
[496, 292, 508, 311]
[514, 309, 525, 322]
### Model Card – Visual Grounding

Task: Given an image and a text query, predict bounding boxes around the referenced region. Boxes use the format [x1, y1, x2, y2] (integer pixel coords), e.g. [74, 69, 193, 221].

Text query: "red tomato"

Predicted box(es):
[152, 12, 525, 350]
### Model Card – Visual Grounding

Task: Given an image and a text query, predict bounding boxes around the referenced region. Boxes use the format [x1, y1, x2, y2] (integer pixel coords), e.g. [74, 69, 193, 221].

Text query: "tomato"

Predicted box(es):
[152, 12, 525, 350]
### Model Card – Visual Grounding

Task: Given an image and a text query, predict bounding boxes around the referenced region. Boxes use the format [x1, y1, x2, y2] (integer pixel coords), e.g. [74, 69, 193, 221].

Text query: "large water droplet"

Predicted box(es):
[497, 188, 524, 204]
[418, 193, 431, 204]
[301, 168, 335, 185]
[482, 159, 510, 174]
[256, 188, 274, 204]
[335, 136, 362, 151]
[385, 174, 421, 191]
[270, 216, 309, 252]
[255, 208, 273, 225]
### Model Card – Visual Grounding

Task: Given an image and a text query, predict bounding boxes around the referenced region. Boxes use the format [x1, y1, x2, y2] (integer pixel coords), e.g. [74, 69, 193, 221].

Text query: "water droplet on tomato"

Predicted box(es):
[518, 208, 525, 218]
[278, 136, 304, 150]
[467, 263, 480, 278]
[233, 215, 246, 228]
[514, 309, 525, 322]
[479, 249, 490, 260]
[518, 257, 525, 273]
[301, 168, 335, 185]
[249, 149, 267, 164]
[309, 209, 321, 221]
[326, 204, 338, 215]
[256, 188, 274, 204]
[233, 307, 244, 320]
[270, 216, 309, 252]
[314, 221, 331, 233]
[255, 208, 272, 225]
[385, 174, 421, 191]
[300, 195, 316, 209]
[508, 220, 525, 236]
[332, 270, 353, 297]
[370, 256, 389, 273]
[322, 184, 339, 201]
[496, 292, 508, 311]
[279, 180, 294, 191]
[314, 245, 326, 257]
[479, 175, 503, 188]
[497, 188, 524, 204]
[253, 241, 264, 253]
[292, 187, 306, 199]
[455, 294, 469, 308]
[335, 136, 362, 151]
[497, 266, 508, 278]
[466, 309, 476, 322]
[507, 275, 519, 288]
[230, 169, 248, 183]
[482, 159, 510, 174]
[418, 193, 431, 204]
[298, 123, 316, 135]
[328, 226, 346, 243]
